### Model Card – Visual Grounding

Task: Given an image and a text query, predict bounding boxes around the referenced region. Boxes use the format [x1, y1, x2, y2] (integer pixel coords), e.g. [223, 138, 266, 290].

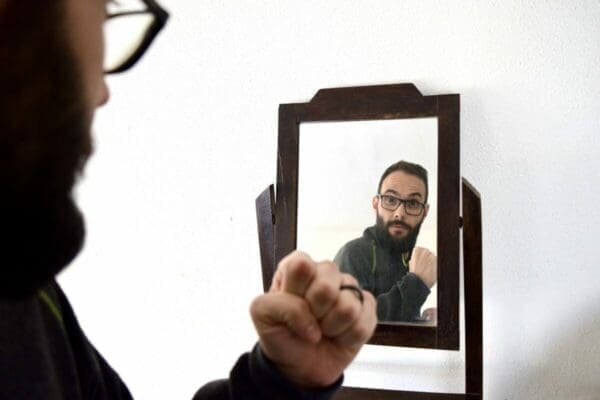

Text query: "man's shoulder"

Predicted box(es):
[341, 236, 371, 252]
[336, 228, 376, 258]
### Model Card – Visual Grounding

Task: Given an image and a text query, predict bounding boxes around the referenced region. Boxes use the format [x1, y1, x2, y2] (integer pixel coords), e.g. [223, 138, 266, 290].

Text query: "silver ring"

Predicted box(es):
[340, 284, 364, 304]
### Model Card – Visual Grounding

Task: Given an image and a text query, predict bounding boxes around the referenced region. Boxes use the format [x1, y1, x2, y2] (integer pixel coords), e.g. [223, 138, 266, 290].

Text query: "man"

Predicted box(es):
[0, 1, 376, 399]
[334, 160, 437, 322]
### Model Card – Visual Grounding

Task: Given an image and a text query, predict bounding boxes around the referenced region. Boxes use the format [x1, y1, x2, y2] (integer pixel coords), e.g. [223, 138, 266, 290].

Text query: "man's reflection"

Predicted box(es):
[334, 160, 437, 322]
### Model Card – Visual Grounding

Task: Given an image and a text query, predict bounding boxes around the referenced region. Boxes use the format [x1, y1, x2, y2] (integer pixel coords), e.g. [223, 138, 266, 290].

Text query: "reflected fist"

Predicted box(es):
[409, 246, 437, 288]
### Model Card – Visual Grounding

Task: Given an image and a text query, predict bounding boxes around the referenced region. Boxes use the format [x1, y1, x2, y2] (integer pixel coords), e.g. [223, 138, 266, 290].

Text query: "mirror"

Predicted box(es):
[271, 83, 460, 349]
[297, 118, 438, 324]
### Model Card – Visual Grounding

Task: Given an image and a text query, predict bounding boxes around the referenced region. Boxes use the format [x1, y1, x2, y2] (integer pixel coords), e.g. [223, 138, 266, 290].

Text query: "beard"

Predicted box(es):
[375, 215, 423, 255]
[0, 2, 92, 299]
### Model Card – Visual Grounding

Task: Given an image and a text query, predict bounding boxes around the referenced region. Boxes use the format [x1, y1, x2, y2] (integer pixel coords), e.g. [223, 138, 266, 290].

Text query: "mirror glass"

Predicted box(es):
[297, 118, 438, 325]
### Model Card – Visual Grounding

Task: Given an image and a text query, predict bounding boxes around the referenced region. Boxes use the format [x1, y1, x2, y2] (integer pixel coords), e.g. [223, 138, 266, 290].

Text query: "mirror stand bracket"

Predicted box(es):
[462, 178, 483, 398]
[255, 184, 275, 292]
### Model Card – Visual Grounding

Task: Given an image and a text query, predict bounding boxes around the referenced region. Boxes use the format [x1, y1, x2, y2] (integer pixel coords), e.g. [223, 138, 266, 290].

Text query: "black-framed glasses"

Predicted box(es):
[104, 0, 169, 74]
[377, 194, 426, 216]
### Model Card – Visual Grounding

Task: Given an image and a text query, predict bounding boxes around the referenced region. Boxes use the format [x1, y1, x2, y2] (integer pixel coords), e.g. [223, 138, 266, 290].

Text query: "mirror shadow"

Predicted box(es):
[297, 118, 438, 325]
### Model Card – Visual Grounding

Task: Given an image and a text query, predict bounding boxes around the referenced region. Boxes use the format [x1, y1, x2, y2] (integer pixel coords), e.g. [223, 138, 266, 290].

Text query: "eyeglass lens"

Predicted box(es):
[104, 13, 154, 72]
[380, 195, 423, 215]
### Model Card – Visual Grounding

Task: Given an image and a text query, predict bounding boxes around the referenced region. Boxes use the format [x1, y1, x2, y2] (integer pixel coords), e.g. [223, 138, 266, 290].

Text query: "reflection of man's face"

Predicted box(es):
[372, 171, 429, 252]
[0, 1, 108, 297]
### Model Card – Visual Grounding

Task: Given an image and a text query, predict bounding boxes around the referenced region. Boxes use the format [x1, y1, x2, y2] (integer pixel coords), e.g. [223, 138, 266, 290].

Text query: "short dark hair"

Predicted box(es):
[377, 160, 429, 203]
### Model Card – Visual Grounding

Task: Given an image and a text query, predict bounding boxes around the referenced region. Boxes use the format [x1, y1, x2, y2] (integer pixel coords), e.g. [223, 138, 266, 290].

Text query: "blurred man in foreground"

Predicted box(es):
[0, 1, 376, 398]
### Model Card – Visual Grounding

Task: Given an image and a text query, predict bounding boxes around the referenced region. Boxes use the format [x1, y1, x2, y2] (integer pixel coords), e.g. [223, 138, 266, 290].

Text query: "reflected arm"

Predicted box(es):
[376, 273, 430, 321]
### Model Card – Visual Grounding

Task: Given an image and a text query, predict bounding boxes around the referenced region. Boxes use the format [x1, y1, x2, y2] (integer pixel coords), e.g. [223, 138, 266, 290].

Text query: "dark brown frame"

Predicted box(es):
[268, 83, 461, 349]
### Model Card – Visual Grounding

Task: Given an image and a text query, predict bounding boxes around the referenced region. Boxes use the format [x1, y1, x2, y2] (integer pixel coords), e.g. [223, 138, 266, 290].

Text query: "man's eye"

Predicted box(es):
[383, 196, 398, 205]
[406, 200, 420, 209]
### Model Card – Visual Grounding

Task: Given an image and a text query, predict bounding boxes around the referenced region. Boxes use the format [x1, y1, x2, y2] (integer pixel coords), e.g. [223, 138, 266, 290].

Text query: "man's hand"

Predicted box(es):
[408, 247, 437, 288]
[250, 251, 377, 389]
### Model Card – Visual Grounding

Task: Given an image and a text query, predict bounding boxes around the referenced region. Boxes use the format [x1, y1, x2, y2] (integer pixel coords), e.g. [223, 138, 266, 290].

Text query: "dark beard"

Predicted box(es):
[375, 215, 422, 255]
[0, 2, 91, 299]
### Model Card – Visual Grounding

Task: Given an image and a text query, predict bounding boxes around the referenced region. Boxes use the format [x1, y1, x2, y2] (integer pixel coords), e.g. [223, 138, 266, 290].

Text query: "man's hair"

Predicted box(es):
[377, 160, 429, 203]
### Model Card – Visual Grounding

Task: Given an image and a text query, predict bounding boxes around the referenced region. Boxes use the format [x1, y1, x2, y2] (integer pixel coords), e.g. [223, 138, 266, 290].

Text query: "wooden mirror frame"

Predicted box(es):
[267, 83, 460, 349]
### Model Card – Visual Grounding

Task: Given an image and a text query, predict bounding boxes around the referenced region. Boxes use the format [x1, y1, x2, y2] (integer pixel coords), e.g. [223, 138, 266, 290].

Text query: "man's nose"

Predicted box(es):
[97, 79, 110, 107]
[394, 203, 406, 218]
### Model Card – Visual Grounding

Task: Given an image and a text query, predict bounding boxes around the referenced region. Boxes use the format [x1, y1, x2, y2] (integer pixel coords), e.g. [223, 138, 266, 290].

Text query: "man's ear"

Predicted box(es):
[372, 196, 379, 214]
[423, 203, 430, 219]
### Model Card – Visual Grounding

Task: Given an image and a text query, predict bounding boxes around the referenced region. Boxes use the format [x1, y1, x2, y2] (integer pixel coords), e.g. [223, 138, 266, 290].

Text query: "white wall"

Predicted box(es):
[59, 1, 600, 399]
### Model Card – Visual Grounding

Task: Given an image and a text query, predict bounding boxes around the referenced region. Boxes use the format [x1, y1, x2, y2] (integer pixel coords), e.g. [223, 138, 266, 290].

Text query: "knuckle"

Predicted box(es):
[341, 273, 359, 286]
[288, 259, 314, 280]
[336, 301, 359, 322]
[322, 259, 339, 271]
[310, 281, 338, 303]
[365, 293, 378, 313]
[286, 299, 310, 322]
[249, 294, 266, 316]
[291, 250, 310, 260]
[316, 260, 340, 276]
[279, 250, 310, 268]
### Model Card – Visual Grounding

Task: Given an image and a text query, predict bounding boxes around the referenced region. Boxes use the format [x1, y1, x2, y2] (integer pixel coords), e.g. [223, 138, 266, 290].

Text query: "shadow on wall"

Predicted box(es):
[497, 302, 600, 399]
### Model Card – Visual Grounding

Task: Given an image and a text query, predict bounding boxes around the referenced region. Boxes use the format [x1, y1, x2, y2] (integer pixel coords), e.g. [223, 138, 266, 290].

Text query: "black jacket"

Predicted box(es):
[0, 281, 340, 400]
[334, 226, 430, 322]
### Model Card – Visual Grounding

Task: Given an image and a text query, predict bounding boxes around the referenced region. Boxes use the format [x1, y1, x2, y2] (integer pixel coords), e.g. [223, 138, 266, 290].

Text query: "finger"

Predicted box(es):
[269, 268, 283, 292]
[278, 251, 317, 297]
[430, 266, 438, 285]
[250, 292, 321, 343]
[320, 274, 363, 337]
[334, 290, 377, 348]
[411, 246, 424, 259]
[304, 260, 343, 319]
[430, 254, 438, 266]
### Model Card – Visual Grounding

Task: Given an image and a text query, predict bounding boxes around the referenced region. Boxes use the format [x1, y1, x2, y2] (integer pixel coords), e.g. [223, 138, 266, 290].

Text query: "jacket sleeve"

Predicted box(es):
[192, 344, 342, 400]
[52, 283, 135, 399]
[376, 273, 430, 322]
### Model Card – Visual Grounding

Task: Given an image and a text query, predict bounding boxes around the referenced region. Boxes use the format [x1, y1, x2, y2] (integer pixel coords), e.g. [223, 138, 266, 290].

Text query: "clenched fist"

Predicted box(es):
[250, 251, 377, 388]
[409, 246, 437, 288]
